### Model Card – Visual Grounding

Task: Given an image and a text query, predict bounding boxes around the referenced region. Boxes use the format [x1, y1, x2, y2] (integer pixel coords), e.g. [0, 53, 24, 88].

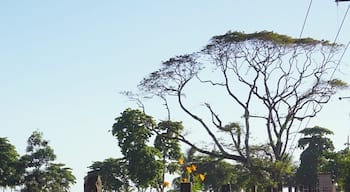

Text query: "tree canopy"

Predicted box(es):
[0, 137, 23, 189]
[88, 158, 131, 192]
[112, 108, 183, 192]
[296, 126, 334, 189]
[21, 131, 76, 192]
[135, 31, 347, 190]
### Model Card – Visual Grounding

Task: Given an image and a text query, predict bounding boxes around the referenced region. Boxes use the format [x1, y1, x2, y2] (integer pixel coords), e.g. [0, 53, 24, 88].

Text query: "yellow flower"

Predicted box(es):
[163, 181, 170, 187]
[182, 178, 188, 183]
[186, 166, 192, 173]
[199, 173, 205, 181]
[191, 164, 197, 172]
[178, 158, 184, 165]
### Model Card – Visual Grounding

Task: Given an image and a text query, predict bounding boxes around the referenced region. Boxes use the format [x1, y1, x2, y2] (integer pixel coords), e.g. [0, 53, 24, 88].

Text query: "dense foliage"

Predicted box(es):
[0, 137, 23, 189]
[20, 131, 76, 192]
[111, 108, 183, 192]
[0, 131, 76, 192]
[296, 126, 334, 190]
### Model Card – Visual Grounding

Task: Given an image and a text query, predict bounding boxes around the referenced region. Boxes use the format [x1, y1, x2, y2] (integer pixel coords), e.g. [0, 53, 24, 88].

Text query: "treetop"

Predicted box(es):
[206, 31, 338, 48]
[299, 126, 334, 137]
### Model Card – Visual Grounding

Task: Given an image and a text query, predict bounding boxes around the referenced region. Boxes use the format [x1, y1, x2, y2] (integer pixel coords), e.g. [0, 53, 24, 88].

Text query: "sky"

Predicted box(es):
[1, 1, 350, 191]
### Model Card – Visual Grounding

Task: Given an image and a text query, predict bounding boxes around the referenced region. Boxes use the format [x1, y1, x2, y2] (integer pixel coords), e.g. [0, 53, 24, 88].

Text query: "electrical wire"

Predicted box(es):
[287, 2, 350, 157]
[299, 0, 313, 38]
[329, 3, 350, 79]
[284, 0, 314, 156]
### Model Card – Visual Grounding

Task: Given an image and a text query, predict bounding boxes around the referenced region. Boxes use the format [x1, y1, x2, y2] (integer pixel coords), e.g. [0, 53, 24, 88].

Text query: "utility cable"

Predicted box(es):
[287, 1, 350, 157]
[329, 3, 350, 79]
[284, 0, 314, 156]
[299, 0, 313, 38]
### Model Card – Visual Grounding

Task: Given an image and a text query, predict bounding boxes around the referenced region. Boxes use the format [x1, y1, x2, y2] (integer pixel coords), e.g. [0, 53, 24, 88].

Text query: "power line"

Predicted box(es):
[287, 2, 350, 157]
[330, 37, 350, 79]
[328, 2, 350, 80]
[285, 0, 314, 156]
[299, 0, 313, 38]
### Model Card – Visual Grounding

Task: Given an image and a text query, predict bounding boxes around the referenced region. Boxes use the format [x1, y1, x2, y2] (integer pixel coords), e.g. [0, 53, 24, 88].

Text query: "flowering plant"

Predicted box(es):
[178, 158, 205, 191]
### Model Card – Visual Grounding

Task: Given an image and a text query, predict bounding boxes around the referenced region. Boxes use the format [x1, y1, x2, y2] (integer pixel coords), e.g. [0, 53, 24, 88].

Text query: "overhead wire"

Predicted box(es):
[299, 0, 313, 38]
[329, 2, 350, 79]
[284, 0, 314, 157]
[287, 1, 350, 157]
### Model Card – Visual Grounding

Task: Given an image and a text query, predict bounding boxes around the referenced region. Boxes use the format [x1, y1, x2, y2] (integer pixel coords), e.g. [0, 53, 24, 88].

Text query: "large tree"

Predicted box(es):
[20, 131, 76, 192]
[137, 31, 347, 190]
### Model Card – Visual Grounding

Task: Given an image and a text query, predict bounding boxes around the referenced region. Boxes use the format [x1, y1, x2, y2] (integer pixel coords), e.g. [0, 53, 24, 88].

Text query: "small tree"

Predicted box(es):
[295, 126, 334, 190]
[112, 108, 183, 192]
[89, 158, 132, 192]
[20, 131, 75, 192]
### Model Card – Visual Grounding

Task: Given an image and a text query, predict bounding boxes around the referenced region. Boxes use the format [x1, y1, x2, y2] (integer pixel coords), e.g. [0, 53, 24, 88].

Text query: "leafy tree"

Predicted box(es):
[127, 147, 164, 190]
[112, 108, 160, 191]
[41, 163, 76, 191]
[20, 131, 76, 192]
[0, 137, 24, 190]
[112, 108, 156, 156]
[137, 31, 347, 189]
[88, 158, 132, 192]
[154, 120, 183, 191]
[193, 156, 236, 192]
[112, 109, 183, 192]
[295, 126, 334, 190]
[320, 149, 350, 191]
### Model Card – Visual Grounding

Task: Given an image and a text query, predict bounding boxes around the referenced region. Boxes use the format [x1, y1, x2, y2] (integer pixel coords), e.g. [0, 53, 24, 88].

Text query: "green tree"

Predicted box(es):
[137, 31, 347, 190]
[88, 158, 132, 192]
[154, 120, 183, 191]
[112, 109, 179, 192]
[112, 108, 156, 156]
[20, 131, 76, 192]
[42, 163, 76, 191]
[295, 126, 334, 190]
[127, 146, 164, 190]
[320, 149, 350, 191]
[193, 156, 236, 192]
[0, 137, 24, 190]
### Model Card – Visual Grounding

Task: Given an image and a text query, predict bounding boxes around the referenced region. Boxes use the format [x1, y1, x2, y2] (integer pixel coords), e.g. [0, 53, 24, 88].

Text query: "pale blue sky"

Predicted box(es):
[1, 1, 350, 191]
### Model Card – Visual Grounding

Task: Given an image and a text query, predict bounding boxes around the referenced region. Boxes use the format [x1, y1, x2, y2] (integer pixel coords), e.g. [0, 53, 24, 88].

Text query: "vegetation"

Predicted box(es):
[0, 131, 76, 192]
[319, 147, 350, 191]
[2, 31, 349, 192]
[88, 158, 131, 192]
[295, 126, 334, 190]
[110, 108, 183, 192]
[0, 137, 23, 190]
[135, 31, 347, 190]
[20, 131, 76, 192]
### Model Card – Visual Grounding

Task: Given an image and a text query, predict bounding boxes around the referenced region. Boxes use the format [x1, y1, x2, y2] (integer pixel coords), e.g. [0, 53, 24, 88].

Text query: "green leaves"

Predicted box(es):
[208, 31, 337, 48]
[21, 131, 76, 192]
[0, 137, 23, 188]
[127, 146, 164, 188]
[154, 121, 183, 160]
[112, 108, 156, 156]
[112, 108, 185, 191]
[88, 158, 131, 192]
[296, 126, 334, 188]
